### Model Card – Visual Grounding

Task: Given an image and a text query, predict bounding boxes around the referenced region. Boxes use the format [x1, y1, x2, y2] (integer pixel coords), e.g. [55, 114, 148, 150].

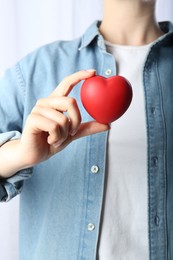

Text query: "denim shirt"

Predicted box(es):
[0, 21, 173, 260]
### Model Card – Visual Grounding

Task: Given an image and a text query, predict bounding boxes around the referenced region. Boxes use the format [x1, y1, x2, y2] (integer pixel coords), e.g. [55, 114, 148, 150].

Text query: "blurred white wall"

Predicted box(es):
[0, 0, 172, 259]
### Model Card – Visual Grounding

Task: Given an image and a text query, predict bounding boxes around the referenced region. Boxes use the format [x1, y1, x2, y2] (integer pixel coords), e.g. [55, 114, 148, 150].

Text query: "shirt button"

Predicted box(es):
[91, 165, 99, 174]
[88, 223, 95, 231]
[151, 107, 156, 115]
[105, 69, 112, 76]
[98, 39, 103, 47]
[152, 157, 158, 167]
[155, 215, 160, 226]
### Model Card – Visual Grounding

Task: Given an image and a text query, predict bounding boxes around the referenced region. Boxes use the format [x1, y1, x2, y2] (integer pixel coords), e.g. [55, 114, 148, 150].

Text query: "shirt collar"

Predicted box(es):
[154, 21, 173, 45]
[79, 20, 102, 50]
[159, 21, 173, 33]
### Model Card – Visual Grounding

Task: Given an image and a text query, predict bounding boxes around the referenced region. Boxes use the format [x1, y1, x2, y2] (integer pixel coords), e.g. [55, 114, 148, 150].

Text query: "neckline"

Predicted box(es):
[104, 39, 156, 50]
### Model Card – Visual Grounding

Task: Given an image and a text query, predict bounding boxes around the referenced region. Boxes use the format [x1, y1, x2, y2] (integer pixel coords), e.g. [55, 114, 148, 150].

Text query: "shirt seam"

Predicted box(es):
[15, 63, 26, 102]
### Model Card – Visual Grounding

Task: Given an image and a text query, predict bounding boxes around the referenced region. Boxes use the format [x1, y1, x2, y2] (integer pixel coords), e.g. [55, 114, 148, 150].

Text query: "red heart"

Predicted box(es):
[80, 75, 133, 124]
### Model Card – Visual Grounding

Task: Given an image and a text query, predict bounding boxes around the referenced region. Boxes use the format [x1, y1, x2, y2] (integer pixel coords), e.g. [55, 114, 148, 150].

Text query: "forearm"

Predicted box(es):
[0, 140, 30, 178]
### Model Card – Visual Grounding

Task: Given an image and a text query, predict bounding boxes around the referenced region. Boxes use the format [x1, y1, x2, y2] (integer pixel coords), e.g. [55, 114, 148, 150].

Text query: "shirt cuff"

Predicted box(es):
[0, 168, 33, 202]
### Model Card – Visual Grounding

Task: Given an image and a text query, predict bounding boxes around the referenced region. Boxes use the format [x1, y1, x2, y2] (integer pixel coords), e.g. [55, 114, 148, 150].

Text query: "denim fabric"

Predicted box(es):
[0, 21, 173, 260]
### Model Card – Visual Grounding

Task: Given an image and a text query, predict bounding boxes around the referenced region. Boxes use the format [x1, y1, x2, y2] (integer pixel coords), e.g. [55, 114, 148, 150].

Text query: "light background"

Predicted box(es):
[0, 1, 172, 259]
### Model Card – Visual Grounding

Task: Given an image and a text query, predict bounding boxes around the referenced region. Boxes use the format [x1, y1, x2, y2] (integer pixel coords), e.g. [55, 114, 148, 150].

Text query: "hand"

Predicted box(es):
[18, 70, 110, 167]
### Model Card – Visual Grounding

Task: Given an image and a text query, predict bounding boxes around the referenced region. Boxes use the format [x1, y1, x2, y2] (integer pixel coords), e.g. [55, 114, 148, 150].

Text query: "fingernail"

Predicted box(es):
[70, 129, 77, 136]
[53, 141, 62, 148]
[86, 69, 96, 73]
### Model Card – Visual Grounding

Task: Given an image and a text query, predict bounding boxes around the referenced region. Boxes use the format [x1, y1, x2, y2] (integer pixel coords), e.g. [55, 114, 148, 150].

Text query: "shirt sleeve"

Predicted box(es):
[0, 64, 33, 202]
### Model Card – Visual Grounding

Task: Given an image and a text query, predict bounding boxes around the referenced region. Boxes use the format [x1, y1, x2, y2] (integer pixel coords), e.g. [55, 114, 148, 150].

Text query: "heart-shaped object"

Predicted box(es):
[80, 75, 133, 124]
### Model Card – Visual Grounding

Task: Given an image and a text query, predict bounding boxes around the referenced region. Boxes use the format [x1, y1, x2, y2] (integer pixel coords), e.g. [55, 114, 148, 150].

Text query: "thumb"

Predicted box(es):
[72, 121, 110, 140]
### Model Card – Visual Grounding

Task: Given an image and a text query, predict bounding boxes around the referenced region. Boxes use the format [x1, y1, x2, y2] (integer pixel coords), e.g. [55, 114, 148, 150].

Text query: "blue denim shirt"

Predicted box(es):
[0, 21, 173, 260]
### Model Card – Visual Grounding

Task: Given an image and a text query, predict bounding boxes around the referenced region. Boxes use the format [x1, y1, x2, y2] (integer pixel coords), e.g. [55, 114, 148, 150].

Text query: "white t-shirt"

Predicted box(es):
[98, 42, 153, 260]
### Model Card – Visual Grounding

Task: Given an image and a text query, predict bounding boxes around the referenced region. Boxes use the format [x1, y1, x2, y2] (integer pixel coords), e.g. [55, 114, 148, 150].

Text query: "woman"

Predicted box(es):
[0, 0, 172, 259]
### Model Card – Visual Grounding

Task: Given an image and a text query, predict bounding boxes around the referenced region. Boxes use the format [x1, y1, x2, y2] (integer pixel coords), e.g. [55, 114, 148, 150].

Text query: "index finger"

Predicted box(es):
[50, 70, 96, 97]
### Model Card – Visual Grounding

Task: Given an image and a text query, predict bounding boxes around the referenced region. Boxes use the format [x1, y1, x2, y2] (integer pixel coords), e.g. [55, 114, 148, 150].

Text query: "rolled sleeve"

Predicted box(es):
[0, 130, 33, 202]
[0, 131, 22, 146]
[0, 168, 33, 202]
